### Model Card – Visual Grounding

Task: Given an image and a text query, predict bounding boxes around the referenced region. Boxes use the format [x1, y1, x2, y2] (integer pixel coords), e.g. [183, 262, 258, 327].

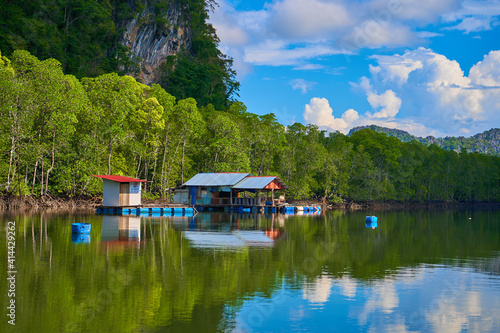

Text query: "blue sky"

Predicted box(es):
[209, 0, 500, 137]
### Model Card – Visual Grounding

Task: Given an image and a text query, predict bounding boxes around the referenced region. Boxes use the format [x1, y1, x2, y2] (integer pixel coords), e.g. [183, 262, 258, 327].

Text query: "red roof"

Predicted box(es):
[93, 175, 147, 183]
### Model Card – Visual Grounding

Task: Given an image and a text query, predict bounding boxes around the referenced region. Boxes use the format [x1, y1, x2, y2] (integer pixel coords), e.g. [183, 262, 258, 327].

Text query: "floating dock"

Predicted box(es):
[96, 204, 322, 216]
[202, 205, 322, 214]
[96, 206, 195, 217]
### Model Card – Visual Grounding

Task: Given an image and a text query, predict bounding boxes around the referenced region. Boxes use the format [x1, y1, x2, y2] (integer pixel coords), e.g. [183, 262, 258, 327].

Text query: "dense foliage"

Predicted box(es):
[0, 0, 237, 109]
[160, 0, 240, 110]
[0, 0, 131, 78]
[1, 50, 499, 203]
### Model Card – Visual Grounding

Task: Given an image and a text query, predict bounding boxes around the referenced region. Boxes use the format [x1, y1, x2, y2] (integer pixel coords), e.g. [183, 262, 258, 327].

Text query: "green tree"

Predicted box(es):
[9, 50, 82, 196]
[172, 98, 204, 184]
[81, 73, 144, 175]
[201, 111, 250, 172]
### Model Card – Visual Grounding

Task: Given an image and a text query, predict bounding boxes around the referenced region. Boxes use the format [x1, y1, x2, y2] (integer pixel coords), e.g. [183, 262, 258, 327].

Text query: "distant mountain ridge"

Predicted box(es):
[348, 126, 500, 156]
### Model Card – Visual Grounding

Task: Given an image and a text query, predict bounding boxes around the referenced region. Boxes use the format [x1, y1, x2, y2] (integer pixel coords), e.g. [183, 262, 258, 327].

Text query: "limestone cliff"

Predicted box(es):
[119, 1, 192, 85]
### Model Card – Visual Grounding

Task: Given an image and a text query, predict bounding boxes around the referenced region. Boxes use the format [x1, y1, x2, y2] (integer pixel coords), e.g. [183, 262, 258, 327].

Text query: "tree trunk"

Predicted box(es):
[181, 138, 186, 185]
[108, 139, 113, 175]
[32, 160, 38, 194]
[136, 155, 142, 179]
[41, 157, 44, 196]
[165, 141, 181, 191]
[151, 147, 158, 194]
[7, 136, 15, 191]
[144, 156, 150, 193]
[160, 132, 169, 198]
[45, 130, 56, 196]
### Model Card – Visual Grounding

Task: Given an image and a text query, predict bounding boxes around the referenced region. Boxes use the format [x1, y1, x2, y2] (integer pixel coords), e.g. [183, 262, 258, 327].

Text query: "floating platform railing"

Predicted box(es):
[96, 206, 195, 217]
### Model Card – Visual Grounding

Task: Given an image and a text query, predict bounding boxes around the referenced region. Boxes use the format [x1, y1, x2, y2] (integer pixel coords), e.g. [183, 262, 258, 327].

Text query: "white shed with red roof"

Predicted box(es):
[93, 175, 147, 207]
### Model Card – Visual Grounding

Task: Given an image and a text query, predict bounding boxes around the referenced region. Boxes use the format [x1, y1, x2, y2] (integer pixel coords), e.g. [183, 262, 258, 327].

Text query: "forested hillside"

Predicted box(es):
[0, 0, 237, 110]
[1, 50, 500, 203]
[350, 125, 500, 156]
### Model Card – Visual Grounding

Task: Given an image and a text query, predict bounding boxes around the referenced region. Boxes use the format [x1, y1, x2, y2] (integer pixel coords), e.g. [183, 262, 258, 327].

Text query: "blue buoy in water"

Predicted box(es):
[72, 223, 91, 234]
[366, 216, 378, 228]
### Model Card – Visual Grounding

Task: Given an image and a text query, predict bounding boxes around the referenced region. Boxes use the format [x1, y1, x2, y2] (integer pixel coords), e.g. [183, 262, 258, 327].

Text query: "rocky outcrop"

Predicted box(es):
[119, 1, 191, 85]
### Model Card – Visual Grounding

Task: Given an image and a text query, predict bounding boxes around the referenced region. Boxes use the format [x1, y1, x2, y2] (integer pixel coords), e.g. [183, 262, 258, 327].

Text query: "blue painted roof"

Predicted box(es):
[233, 176, 276, 189]
[183, 173, 250, 187]
[234, 176, 289, 190]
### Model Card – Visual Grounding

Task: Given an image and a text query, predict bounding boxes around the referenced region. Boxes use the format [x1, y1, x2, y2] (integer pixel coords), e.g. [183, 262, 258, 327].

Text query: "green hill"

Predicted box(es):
[349, 125, 500, 156]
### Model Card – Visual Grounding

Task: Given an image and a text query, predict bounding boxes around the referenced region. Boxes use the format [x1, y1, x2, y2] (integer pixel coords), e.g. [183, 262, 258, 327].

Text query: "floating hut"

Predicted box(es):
[93, 175, 147, 207]
[232, 176, 289, 206]
[178, 172, 289, 208]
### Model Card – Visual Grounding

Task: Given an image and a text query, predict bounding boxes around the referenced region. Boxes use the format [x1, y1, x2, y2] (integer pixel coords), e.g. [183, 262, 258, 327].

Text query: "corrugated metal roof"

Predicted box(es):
[183, 173, 250, 186]
[232, 176, 276, 189]
[233, 176, 289, 190]
[93, 175, 147, 183]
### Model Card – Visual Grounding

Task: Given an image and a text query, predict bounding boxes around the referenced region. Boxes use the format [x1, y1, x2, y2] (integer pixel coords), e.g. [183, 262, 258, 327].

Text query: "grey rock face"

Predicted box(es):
[120, 2, 191, 85]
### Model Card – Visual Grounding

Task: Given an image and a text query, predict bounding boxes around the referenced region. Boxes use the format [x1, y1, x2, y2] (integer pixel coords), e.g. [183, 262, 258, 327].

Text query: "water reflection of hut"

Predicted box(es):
[264, 229, 282, 240]
[102, 215, 141, 249]
[182, 230, 274, 249]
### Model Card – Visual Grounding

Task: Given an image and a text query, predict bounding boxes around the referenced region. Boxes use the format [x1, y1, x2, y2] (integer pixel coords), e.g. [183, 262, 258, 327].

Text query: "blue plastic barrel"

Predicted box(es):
[366, 216, 378, 223]
[72, 223, 91, 234]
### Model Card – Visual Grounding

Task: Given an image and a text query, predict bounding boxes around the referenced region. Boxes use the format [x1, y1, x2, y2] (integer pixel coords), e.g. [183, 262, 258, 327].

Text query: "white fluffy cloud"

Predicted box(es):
[302, 96, 434, 136]
[367, 89, 402, 118]
[366, 47, 500, 135]
[303, 47, 500, 136]
[209, 0, 496, 73]
[469, 50, 500, 86]
[303, 97, 359, 133]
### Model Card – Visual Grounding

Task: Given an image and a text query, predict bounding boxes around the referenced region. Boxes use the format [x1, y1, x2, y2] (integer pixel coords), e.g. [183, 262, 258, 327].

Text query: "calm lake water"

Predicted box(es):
[1, 209, 500, 332]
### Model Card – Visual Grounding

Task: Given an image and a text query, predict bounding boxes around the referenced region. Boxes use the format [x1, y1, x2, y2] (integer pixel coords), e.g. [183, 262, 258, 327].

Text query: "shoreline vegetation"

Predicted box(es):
[1, 195, 499, 212]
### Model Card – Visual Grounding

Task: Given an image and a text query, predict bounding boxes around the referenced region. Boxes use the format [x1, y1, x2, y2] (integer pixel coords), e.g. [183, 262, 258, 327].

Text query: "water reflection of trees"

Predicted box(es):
[1, 209, 499, 332]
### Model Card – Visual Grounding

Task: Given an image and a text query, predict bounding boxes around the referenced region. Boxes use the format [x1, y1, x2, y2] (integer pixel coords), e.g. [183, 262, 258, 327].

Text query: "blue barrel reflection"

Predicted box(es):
[72, 234, 91, 243]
